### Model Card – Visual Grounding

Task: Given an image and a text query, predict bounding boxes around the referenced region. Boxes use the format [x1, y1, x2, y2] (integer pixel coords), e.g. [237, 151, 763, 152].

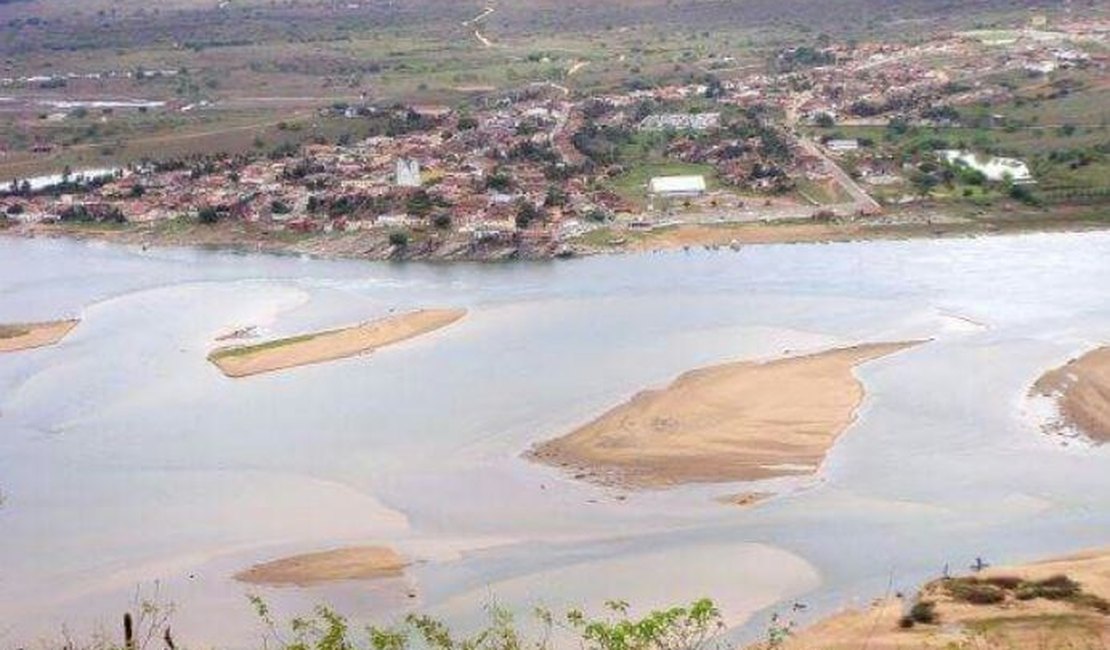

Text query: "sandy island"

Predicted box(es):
[749, 548, 1110, 649]
[208, 308, 466, 378]
[528, 341, 924, 488]
[235, 546, 408, 587]
[0, 319, 79, 353]
[1032, 346, 1110, 443]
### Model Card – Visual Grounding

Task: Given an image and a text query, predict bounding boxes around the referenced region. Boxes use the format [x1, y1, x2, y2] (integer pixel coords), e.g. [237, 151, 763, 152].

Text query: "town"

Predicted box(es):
[2, 14, 1106, 260]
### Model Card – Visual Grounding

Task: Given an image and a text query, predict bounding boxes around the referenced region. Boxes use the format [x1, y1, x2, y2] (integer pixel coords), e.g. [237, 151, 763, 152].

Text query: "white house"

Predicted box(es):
[649, 175, 707, 197]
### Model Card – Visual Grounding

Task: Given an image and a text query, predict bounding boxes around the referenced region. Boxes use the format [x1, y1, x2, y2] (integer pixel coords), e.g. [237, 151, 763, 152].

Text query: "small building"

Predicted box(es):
[395, 159, 422, 188]
[649, 175, 707, 198]
[826, 139, 860, 153]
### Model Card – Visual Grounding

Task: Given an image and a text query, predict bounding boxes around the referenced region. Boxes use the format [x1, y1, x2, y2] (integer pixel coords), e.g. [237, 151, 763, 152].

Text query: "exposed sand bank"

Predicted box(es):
[1032, 346, 1110, 443]
[0, 319, 78, 353]
[234, 546, 408, 587]
[529, 341, 923, 488]
[208, 308, 466, 377]
[749, 548, 1110, 650]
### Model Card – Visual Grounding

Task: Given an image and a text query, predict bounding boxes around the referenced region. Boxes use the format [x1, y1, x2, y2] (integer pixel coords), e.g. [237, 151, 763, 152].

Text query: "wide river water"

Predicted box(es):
[1, 233, 1108, 647]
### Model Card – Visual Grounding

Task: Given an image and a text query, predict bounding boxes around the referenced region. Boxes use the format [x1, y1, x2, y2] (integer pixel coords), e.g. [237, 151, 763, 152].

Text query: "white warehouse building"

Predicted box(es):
[649, 175, 707, 198]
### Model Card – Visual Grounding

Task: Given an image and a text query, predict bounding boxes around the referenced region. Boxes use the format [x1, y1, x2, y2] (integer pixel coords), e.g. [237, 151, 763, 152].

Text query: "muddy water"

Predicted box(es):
[0, 233, 1107, 647]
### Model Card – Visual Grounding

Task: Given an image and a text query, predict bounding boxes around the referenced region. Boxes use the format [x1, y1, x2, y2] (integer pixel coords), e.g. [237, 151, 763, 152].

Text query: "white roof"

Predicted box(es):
[649, 175, 706, 194]
[942, 150, 1033, 183]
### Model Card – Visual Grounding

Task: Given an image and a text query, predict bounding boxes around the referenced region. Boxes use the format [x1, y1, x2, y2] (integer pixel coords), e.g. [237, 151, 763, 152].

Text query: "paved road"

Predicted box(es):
[798, 137, 883, 214]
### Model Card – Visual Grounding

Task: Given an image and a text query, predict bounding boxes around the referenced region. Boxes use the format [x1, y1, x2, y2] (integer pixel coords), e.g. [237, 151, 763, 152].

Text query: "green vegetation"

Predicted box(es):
[942, 575, 1109, 614]
[899, 600, 937, 628]
[208, 332, 324, 361]
[245, 597, 727, 650]
[388, 229, 411, 248]
[607, 162, 717, 208]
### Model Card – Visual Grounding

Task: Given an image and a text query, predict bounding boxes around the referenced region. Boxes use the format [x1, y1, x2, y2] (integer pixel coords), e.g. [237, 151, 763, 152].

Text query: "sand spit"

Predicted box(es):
[234, 546, 408, 587]
[1032, 346, 1110, 443]
[208, 308, 466, 378]
[0, 319, 78, 353]
[749, 548, 1110, 650]
[529, 341, 924, 488]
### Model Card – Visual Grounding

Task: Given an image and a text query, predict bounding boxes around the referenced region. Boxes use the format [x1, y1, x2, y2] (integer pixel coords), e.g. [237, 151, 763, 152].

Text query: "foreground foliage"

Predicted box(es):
[248, 596, 729, 650]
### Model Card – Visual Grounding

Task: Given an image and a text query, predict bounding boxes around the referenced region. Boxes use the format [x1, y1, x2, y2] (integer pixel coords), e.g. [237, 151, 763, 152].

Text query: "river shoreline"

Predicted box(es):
[3, 204, 1108, 263]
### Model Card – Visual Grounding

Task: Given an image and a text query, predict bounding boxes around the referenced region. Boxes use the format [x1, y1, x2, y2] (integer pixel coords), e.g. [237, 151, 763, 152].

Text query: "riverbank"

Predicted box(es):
[4, 204, 1108, 262]
[528, 341, 923, 488]
[0, 319, 78, 353]
[235, 547, 408, 587]
[208, 309, 466, 377]
[749, 548, 1110, 650]
[1032, 346, 1109, 444]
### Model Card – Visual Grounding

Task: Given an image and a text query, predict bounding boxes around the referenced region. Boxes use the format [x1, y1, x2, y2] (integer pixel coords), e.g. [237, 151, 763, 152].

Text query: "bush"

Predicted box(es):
[945, 578, 1005, 605]
[197, 206, 221, 224]
[909, 600, 937, 624]
[248, 597, 725, 650]
[388, 230, 410, 247]
[983, 575, 1023, 590]
[585, 208, 609, 223]
[1017, 575, 1080, 601]
[431, 213, 451, 230]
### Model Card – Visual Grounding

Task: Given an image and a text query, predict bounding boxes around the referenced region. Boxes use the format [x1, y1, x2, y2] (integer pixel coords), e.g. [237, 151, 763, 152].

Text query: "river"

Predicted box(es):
[0, 233, 1107, 647]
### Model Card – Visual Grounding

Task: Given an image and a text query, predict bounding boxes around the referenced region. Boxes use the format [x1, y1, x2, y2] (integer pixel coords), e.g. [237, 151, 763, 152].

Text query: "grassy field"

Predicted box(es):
[605, 161, 719, 208]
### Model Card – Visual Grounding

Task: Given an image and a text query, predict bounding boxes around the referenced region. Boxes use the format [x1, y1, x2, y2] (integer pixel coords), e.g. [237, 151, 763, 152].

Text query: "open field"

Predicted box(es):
[750, 548, 1110, 650]
[529, 341, 923, 488]
[0, 318, 78, 352]
[208, 308, 466, 377]
[1033, 346, 1110, 443]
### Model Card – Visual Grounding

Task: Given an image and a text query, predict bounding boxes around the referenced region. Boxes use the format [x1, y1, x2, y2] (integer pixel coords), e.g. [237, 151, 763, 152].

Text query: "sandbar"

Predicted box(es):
[1032, 346, 1110, 443]
[528, 342, 923, 488]
[208, 308, 465, 377]
[0, 319, 79, 353]
[234, 546, 408, 587]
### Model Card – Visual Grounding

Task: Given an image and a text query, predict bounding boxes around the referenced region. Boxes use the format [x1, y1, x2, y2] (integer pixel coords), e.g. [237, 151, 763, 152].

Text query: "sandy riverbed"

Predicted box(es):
[750, 548, 1110, 649]
[0, 319, 78, 353]
[529, 341, 923, 488]
[1032, 346, 1109, 443]
[208, 309, 466, 377]
[235, 547, 408, 587]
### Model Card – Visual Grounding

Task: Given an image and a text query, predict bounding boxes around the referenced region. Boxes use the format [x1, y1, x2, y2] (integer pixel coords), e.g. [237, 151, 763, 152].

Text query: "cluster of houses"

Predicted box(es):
[4, 18, 1101, 243]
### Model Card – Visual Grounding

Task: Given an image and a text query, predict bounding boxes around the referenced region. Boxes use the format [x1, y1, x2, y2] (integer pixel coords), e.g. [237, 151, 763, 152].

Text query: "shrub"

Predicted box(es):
[1018, 575, 1080, 601]
[248, 596, 725, 650]
[388, 230, 410, 247]
[431, 213, 451, 230]
[1071, 592, 1110, 614]
[945, 579, 1005, 605]
[197, 205, 221, 224]
[909, 600, 937, 624]
[983, 575, 1023, 590]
